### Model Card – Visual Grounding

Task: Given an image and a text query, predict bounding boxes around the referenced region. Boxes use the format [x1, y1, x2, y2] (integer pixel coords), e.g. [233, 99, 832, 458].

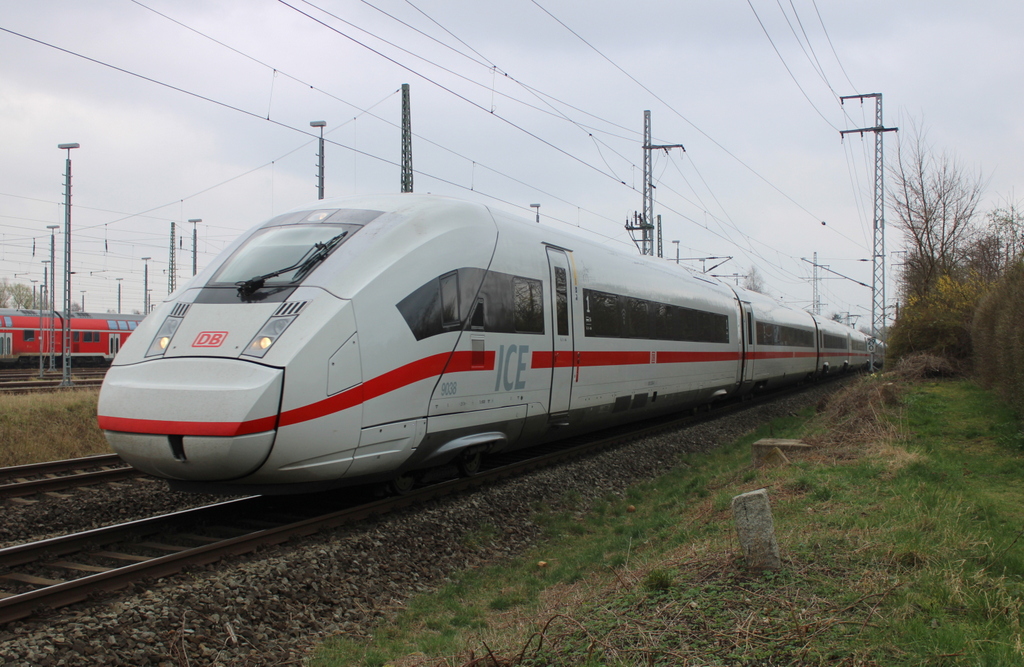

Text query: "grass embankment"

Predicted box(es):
[0, 389, 112, 466]
[313, 376, 1024, 666]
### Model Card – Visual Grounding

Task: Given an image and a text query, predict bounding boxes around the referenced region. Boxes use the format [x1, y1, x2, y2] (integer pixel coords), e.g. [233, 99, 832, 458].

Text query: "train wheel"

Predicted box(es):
[457, 450, 483, 477]
[388, 471, 417, 495]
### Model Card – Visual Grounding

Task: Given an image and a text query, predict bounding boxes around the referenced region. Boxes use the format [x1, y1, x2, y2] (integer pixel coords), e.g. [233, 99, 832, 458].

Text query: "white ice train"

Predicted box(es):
[97, 194, 871, 494]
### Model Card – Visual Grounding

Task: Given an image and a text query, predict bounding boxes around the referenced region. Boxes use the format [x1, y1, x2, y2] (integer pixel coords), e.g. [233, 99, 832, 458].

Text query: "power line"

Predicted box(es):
[277, 0, 632, 188]
[811, 0, 858, 92]
[529, 0, 844, 236]
[745, 0, 839, 130]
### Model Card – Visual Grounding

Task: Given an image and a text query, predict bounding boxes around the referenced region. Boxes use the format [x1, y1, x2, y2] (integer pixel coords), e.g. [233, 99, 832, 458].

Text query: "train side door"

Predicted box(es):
[0, 332, 10, 359]
[545, 248, 574, 422]
[740, 302, 755, 384]
[108, 332, 121, 358]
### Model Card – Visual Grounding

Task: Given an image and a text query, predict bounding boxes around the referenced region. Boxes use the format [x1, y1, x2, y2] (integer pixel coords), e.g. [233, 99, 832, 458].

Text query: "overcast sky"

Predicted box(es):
[2, 0, 1021, 322]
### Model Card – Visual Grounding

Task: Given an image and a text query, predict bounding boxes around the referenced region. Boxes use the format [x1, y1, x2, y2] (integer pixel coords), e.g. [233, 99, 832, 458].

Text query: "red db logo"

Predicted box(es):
[193, 331, 228, 348]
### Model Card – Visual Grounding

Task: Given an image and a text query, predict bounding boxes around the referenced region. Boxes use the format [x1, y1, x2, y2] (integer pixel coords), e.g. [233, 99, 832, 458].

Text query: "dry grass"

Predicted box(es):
[802, 375, 906, 462]
[892, 352, 961, 380]
[0, 389, 112, 466]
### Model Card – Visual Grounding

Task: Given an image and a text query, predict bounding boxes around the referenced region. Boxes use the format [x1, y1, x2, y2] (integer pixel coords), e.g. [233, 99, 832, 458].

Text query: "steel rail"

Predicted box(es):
[0, 454, 137, 499]
[0, 468, 141, 500]
[0, 369, 107, 381]
[0, 378, 104, 394]
[0, 454, 123, 482]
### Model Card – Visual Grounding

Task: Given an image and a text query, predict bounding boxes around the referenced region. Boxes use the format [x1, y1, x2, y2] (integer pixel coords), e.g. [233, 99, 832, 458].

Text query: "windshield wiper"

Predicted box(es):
[235, 231, 348, 299]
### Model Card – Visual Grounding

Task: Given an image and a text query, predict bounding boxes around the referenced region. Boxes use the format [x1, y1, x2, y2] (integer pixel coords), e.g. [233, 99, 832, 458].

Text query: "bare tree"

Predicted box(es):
[888, 122, 985, 299]
[7, 283, 33, 308]
[0, 278, 8, 308]
[742, 265, 768, 294]
[985, 197, 1024, 267]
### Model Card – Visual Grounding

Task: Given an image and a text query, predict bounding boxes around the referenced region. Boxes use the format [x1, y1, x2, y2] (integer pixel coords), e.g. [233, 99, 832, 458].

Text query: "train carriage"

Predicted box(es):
[733, 288, 818, 390]
[0, 309, 142, 366]
[811, 314, 853, 374]
[97, 194, 870, 495]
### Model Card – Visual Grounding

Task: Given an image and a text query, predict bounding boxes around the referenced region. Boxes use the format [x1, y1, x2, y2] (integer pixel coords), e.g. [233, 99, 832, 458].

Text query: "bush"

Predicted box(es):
[887, 274, 990, 365]
[973, 262, 1024, 415]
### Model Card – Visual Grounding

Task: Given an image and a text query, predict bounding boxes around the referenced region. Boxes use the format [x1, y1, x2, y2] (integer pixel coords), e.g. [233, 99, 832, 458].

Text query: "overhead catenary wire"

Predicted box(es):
[529, 0, 856, 245]
[0, 25, 637, 267]
[1, 4, 875, 314]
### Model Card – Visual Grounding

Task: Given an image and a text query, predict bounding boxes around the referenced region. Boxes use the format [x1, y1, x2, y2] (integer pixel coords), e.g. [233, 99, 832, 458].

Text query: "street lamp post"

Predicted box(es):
[310, 121, 326, 200]
[142, 257, 151, 314]
[188, 219, 202, 276]
[46, 225, 58, 370]
[58, 142, 79, 387]
[672, 240, 680, 264]
[116, 277, 123, 313]
[530, 204, 540, 223]
[80, 290, 86, 313]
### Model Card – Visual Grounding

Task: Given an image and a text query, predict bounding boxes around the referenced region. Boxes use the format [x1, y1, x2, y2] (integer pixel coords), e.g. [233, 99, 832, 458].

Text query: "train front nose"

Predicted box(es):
[97, 358, 282, 481]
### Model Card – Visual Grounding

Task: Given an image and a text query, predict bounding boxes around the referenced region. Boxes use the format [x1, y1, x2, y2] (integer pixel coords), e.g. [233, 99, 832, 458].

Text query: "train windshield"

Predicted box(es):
[210, 223, 359, 293]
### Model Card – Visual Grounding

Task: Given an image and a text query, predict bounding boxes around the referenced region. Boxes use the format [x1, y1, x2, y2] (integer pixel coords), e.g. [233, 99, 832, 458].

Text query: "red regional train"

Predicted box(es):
[0, 309, 145, 366]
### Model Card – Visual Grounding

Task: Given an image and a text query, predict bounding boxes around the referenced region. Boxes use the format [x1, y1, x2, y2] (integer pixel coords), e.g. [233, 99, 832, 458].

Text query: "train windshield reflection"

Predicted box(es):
[210, 223, 360, 291]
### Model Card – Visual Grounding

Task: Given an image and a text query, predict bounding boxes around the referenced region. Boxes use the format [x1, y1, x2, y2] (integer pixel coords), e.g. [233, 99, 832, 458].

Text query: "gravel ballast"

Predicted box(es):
[0, 383, 840, 666]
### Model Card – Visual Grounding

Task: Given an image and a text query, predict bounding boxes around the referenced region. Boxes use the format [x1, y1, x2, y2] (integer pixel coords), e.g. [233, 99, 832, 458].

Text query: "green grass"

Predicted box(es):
[311, 379, 1024, 666]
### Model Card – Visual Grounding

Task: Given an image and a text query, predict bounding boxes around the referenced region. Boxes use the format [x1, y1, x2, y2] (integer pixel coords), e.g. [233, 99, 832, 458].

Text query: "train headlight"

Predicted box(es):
[242, 316, 296, 358]
[145, 317, 183, 357]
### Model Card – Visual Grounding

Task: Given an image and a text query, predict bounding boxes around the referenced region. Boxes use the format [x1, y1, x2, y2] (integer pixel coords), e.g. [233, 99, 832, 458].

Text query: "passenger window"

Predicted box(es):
[439, 272, 460, 328]
[584, 290, 620, 337]
[470, 299, 485, 330]
[512, 277, 544, 333]
[626, 298, 649, 338]
[23, 330, 35, 342]
[107, 320, 118, 330]
[554, 267, 569, 336]
[73, 331, 80, 342]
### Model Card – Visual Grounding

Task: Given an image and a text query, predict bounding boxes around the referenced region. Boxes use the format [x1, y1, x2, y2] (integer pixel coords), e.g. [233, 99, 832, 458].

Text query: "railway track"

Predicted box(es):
[0, 377, 105, 394]
[0, 376, 850, 626]
[0, 368, 107, 393]
[0, 454, 138, 501]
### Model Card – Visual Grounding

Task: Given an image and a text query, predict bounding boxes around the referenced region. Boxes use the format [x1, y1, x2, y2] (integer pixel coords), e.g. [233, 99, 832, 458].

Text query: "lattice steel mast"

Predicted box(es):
[168, 221, 176, 295]
[401, 83, 413, 193]
[627, 111, 683, 256]
[840, 93, 896, 369]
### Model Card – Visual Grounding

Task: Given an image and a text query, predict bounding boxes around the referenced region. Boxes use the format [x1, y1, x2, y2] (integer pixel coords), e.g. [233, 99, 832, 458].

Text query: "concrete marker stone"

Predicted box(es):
[731, 488, 781, 571]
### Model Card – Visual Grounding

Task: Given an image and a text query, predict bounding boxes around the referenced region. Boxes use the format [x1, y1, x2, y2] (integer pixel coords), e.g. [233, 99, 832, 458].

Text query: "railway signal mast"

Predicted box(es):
[840, 93, 897, 370]
[627, 111, 683, 256]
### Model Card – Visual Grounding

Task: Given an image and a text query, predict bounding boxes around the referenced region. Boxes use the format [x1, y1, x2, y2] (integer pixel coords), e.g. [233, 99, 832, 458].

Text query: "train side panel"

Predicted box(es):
[0, 309, 142, 365]
[732, 287, 817, 389]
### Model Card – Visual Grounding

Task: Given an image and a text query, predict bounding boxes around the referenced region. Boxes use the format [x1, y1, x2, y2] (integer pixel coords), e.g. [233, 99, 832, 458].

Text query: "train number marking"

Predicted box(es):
[494, 344, 529, 391]
[439, 381, 458, 396]
[192, 331, 228, 348]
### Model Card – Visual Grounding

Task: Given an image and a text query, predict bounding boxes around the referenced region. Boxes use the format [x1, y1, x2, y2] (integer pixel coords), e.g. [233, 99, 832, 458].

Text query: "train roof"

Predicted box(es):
[0, 308, 144, 320]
